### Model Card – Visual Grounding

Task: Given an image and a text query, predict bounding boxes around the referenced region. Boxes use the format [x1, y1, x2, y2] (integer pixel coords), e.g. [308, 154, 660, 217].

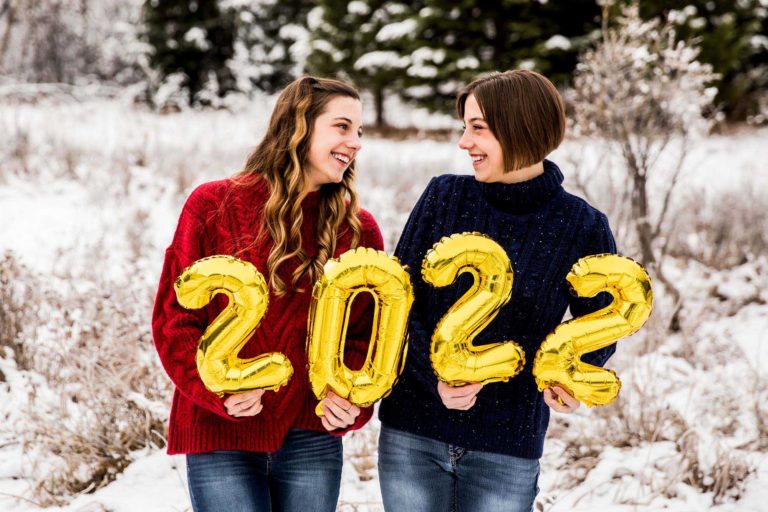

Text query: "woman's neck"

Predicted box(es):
[493, 161, 545, 184]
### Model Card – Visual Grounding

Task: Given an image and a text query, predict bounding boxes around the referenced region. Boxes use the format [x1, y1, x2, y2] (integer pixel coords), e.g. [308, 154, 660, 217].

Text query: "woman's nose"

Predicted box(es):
[458, 131, 472, 150]
[347, 134, 362, 151]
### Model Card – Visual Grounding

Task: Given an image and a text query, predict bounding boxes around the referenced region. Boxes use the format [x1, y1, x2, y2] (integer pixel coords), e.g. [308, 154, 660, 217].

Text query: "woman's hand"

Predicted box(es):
[223, 389, 265, 417]
[320, 392, 361, 431]
[437, 381, 483, 410]
[543, 385, 581, 413]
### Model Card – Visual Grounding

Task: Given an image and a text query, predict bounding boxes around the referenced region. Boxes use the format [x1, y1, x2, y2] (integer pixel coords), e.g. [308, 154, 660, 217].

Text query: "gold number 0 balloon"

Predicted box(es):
[307, 247, 413, 415]
[422, 232, 525, 386]
[174, 255, 293, 395]
[532, 254, 653, 407]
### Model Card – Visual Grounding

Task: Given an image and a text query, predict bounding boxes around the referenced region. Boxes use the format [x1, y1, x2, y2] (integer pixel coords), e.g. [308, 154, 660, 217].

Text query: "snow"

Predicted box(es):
[347, 1, 370, 16]
[0, 92, 767, 511]
[406, 64, 438, 78]
[353, 51, 409, 71]
[183, 28, 210, 51]
[456, 56, 479, 69]
[410, 46, 446, 64]
[545, 35, 572, 51]
[375, 19, 418, 43]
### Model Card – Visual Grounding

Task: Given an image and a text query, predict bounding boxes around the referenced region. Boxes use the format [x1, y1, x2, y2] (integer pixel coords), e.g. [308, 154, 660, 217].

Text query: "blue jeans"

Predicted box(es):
[378, 425, 539, 512]
[186, 428, 342, 512]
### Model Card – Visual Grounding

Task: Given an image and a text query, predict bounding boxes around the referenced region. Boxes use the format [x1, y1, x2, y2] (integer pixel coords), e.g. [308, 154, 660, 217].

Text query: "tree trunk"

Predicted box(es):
[629, 152, 682, 332]
[374, 85, 385, 129]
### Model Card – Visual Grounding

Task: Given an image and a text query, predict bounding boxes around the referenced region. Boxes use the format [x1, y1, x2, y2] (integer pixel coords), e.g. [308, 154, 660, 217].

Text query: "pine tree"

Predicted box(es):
[397, 0, 602, 113]
[222, 0, 314, 94]
[306, 1, 420, 127]
[142, 0, 236, 106]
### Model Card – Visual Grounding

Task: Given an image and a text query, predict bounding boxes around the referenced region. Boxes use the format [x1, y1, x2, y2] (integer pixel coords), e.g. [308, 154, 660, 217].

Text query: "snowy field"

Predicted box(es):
[0, 95, 767, 511]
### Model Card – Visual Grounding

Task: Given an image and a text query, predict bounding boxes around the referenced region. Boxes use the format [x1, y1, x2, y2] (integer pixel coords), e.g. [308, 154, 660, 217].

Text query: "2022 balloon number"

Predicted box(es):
[174, 233, 652, 410]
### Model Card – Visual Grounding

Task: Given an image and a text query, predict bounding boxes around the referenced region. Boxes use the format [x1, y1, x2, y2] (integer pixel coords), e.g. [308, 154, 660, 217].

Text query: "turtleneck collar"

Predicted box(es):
[476, 159, 564, 213]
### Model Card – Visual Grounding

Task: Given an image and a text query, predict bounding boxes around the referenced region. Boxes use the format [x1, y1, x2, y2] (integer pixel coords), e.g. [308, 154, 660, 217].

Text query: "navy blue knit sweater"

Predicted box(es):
[378, 160, 617, 459]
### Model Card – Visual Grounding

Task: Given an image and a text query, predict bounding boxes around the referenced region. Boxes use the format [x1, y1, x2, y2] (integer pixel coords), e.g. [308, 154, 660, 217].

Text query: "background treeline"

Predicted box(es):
[1, 0, 766, 125]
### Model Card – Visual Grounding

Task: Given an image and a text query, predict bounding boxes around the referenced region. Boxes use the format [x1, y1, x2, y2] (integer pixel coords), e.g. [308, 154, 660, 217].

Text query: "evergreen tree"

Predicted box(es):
[221, 0, 314, 94]
[397, 0, 602, 113]
[618, 0, 768, 122]
[306, 1, 420, 127]
[142, 0, 236, 106]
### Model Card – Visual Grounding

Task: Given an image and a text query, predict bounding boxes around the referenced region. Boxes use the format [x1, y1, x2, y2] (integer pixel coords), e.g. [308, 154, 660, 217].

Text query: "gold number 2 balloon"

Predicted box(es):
[532, 254, 653, 407]
[307, 247, 413, 415]
[174, 255, 294, 395]
[422, 232, 526, 386]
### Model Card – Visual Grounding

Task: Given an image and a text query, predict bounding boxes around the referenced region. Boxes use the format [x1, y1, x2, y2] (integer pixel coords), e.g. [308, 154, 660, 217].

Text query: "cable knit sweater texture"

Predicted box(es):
[152, 177, 383, 454]
[379, 160, 618, 459]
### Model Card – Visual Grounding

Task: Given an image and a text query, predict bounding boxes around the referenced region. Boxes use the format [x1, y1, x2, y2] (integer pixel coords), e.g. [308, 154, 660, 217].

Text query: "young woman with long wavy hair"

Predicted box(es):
[152, 76, 382, 512]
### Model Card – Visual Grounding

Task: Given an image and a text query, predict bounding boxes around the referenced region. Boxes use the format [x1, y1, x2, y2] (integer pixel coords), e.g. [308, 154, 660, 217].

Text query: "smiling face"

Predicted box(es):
[458, 94, 507, 183]
[306, 96, 363, 191]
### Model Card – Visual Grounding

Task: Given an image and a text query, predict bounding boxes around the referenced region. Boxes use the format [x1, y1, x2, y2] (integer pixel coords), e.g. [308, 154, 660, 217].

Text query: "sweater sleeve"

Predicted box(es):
[331, 208, 385, 435]
[567, 212, 619, 368]
[152, 184, 244, 421]
[393, 178, 443, 399]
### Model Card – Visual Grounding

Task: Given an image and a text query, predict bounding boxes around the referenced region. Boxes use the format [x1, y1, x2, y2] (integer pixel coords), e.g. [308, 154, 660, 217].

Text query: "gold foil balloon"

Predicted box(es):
[307, 247, 413, 415]
[532, 254, 653, 407]
[174, 255, 293, 395]
[422, 232, 525, 386]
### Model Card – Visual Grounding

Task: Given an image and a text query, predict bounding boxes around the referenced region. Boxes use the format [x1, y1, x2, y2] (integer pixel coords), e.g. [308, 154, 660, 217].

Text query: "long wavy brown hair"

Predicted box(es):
[234, 76, 363, 296]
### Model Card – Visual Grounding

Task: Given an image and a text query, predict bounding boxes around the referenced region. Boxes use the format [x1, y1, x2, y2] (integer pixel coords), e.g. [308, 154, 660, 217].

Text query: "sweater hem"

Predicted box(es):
[379, 409, 545, 460]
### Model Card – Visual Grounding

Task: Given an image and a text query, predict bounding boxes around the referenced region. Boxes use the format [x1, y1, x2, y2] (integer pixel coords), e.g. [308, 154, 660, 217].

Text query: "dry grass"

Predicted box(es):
[3, 255, 170, 505]
[0, 252, 38, 368]
[0, 253, 169, 505]
[344, 422, 379, 483]
[666, 183, 768, 269]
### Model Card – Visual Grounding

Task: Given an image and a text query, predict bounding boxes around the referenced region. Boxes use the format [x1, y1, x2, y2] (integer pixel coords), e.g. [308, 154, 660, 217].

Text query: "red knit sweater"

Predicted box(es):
[152, 177, 383, 454]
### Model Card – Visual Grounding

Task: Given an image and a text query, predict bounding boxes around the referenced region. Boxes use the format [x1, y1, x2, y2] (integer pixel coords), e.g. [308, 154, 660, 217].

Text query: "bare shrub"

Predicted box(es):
[0, 251, 38, 367]
[665, 181, 768, 268]
[15, 262, 170, 505]
[676, 432, 754, 504]
[548, 372, 755, 505]
[569, 3, 719, 326]
[593, 382, 688, 449]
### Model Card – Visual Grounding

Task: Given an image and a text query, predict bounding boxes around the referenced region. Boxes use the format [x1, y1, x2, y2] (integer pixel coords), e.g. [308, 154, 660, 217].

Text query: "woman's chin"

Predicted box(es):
[473, 170, 491, 183]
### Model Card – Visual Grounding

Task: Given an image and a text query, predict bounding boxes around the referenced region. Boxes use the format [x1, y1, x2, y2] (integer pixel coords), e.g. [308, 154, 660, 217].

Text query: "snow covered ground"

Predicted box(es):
[0, 96, 766, 511]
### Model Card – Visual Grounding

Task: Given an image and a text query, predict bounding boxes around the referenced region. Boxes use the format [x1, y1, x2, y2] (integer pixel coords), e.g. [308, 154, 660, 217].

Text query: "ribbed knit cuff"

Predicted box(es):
[167, 418, 292, 454]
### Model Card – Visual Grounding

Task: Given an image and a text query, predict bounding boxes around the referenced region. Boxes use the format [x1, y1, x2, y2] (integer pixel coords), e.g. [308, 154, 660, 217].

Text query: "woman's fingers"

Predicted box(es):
[437, 381, 483, 410]
[543, 386, 580, 413]
[552, 386, 580, 410]
[438, 381, 482, 399]
[320, 415, 335, 431]
[320, 403, 347, 430]
[326, 392, 361, 418]
[453, 396, 477, 411]
[223, 389, 265, 416]
[321, 392, 360, 429]
[231, 400, 263, 417]
[543, 388, 564, 412]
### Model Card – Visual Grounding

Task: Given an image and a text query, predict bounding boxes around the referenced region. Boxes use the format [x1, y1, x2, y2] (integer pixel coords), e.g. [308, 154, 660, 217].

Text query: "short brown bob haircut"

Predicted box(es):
[456, 69, 566, 172]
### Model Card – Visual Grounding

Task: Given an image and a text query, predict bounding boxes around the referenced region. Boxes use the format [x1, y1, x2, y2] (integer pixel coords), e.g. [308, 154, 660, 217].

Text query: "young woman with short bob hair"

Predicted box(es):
[152, 76, 383, 512]
[378, 69, 617, 511]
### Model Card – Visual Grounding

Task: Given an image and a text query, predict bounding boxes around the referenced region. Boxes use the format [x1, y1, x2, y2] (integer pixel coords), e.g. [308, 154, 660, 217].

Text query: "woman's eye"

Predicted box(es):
[337, 123, 348, 130]
[473, 125, 484, 131]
